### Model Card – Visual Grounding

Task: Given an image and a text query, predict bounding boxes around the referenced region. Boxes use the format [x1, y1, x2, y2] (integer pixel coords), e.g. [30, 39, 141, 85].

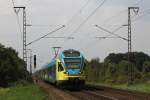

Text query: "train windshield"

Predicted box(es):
[64, 58, 81, 69]
[63, 50, 80, 57]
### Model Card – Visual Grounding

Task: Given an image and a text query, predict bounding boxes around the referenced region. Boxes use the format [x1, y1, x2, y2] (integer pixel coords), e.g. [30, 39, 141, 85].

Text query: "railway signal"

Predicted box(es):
[26, 49, 33, 74]
[34, 55, 37, 69]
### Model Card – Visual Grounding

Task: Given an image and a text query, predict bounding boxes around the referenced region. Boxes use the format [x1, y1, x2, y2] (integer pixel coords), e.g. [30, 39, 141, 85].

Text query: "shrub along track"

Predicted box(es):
[33, 78, 150, 100]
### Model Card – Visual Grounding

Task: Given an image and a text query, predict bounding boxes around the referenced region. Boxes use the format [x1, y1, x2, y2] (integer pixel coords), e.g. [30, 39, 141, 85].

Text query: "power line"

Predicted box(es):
[97, 0, 143, 28]
[28, 24, 62, 27]
[93, 2, 141, 38]
[53, 0, 91, 46]
[96, 8, 144, 40]
[61, 0, 107, 48]
[79, 25, 125, 51]
[102, 9, 128, 25]
[71, 0, 107, 36]
[80, 1, 143, 50]
[134, 0, 144, 5]
[65, 0, 91, 26]
[82, 25, 126, 50]
[96, 25, 125, 39]
[96, 36, 119, 39]
[61, 0, 90, 37]
[80, 25, 126, 51]
[26, 25, 65, 46]
[44, 36, 74, 39]
[75, 2, 140, 50]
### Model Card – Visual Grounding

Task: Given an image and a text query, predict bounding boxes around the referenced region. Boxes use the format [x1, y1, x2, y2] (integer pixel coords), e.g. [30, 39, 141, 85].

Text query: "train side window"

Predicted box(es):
[58, 62, 64, 72]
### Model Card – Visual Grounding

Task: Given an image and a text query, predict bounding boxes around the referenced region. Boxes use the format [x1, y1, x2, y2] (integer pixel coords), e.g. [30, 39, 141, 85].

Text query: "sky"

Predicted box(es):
[0, 0, 150, 71]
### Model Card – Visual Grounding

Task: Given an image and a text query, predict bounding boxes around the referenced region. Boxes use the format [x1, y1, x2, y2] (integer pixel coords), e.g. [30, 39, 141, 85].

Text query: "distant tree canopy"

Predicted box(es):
[0, 43, 29, 87]
[86, 52, 150, 84]
[105, 52, 150, 71]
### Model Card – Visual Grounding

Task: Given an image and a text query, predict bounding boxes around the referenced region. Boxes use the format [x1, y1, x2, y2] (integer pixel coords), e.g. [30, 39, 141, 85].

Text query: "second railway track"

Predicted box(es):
[34, 78, 150, 100]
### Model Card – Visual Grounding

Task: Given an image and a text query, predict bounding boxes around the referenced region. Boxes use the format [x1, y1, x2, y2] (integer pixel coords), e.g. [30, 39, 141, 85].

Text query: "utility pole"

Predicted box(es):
[95, 7, 139, 85]
[128, 7, 139, 84]
[14, 7, 27, 69]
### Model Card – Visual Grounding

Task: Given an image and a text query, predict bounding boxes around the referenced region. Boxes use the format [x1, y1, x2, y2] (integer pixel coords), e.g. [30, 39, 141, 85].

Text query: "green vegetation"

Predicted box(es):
[0, 84, 47, 100]
[85, 52, 150, 93]
[0, 43, 31, 87]
[0, 43, 46, 99]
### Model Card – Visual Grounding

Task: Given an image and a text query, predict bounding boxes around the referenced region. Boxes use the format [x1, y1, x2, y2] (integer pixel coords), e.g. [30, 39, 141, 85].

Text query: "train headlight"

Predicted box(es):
[66, 71, 69, 74]
[63, 71, 69, 74]
[79, 71, 83, 74]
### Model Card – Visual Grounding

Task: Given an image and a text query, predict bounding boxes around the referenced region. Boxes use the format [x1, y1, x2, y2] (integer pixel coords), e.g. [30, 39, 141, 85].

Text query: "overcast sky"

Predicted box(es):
[0, 0, 150, 70]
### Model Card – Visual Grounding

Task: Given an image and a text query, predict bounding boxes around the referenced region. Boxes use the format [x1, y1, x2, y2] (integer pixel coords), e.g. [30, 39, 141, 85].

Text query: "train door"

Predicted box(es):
[56, 60, 67, 81]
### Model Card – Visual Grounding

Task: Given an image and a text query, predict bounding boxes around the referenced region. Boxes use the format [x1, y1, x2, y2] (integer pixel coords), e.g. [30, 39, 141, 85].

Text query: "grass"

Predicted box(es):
[0, 84, 47, 100]
[87, 82, 150, 93]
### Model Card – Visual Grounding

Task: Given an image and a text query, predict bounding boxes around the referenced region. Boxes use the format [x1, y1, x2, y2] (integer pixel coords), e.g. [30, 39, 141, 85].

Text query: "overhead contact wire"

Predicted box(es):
[71, 0, 107, 36]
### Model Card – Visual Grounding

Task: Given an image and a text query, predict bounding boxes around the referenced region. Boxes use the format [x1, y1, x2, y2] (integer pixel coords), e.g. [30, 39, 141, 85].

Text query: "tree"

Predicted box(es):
[105, 52, 150, 71]
[0, 43, 29, 87]
[104, 53, 126, 64]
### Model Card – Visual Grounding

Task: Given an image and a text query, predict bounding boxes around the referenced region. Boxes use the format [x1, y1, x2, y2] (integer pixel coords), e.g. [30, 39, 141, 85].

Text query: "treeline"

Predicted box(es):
[85, 52, 150, 84]
[0, 43, 30, 87]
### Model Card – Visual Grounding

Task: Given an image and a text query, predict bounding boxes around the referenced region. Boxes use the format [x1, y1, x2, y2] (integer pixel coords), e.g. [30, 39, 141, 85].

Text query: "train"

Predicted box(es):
[34, 49, 86, 88]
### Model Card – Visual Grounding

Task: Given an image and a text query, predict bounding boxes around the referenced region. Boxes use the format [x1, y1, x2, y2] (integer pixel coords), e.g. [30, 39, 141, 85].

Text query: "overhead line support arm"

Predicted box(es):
[95, 25, 128, 41]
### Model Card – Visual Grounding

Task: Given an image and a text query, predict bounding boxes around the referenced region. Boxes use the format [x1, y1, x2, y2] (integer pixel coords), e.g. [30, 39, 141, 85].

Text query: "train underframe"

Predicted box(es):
[56, 77, 85, 89]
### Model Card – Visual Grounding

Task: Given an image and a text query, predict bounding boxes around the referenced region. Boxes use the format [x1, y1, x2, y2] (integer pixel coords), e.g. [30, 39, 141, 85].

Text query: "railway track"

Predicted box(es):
[65, 90, 118, 100]
[84, 85, 150, 100]
[34, 78, 150, 100]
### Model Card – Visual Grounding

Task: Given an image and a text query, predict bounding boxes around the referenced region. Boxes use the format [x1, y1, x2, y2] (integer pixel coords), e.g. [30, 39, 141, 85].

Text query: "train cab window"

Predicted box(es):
[58, 62, 64, 72]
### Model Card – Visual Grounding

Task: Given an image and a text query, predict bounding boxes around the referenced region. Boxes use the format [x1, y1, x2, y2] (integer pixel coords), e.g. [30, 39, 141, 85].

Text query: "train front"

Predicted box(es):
[59, 49, 86, 87]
